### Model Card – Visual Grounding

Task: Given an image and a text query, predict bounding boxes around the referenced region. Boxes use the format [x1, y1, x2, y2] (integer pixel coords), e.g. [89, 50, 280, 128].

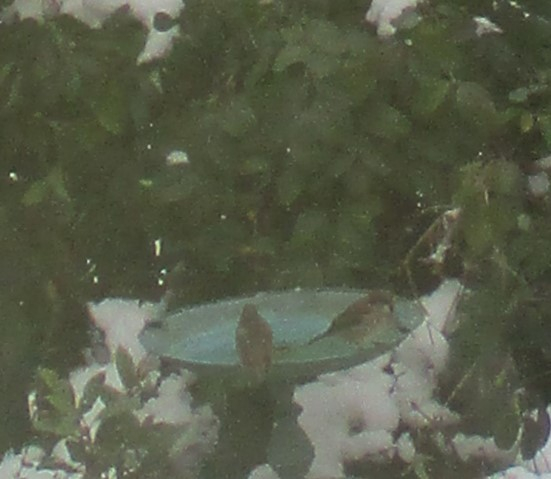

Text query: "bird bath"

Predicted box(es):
[139, 289, 426, 383]
[139, 289, 427, 479]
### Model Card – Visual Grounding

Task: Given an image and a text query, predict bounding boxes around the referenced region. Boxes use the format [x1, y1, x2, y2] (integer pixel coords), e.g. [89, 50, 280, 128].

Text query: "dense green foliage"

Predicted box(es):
[2, 0, 551, 471]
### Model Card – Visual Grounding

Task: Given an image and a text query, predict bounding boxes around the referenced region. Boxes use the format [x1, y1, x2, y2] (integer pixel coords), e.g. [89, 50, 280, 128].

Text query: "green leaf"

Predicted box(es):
[274, 19, 349, 78]
[462, 197, 519, 256]
[90, 81, 128, 135]
[22, 178, 49, 206]
[305, 19, 343, 52]
[305, 51, 339, 78]
[273, 43, 308, 72]
[22, 164, 70, 206]
[0, 62, 14, 88]
[537, 113, 551, 149]
[94, 409, 142, 460]
[115, 346, 139, 391]
[271, 258, 324, 288]
[519, 111, 534, 133]
[100, 395, 142, 423]
[33, 414, 78, 437]
[244, 31, 282, 89]
[240, 156, 270, 175]
[331, 62, 376, 103]
[509, 87, 529, 103]
[455, 81, 499, 132]
[292, 210, 327, 247]
[220, 98, 257, 137]
[37, 368, 75, 412]
[521, 407, 550, 460]
[455, 161, 522, 257]
[32, 368, 78, 436]
[509, 83, 548, 104]
[493, 397, 521, 450]
[486, 160, 521, 195]
[153, 170, 199, 203]
[3, 71, 22, 111]
[365, 103, 411, 140]
[277, 170, 303, 206]
[80, 370, 107, 411]
[412, 78, 450, 117]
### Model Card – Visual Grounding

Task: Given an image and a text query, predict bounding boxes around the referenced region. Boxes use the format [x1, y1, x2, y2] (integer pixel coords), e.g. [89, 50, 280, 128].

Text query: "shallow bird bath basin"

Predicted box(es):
[140, 289, 426, 382]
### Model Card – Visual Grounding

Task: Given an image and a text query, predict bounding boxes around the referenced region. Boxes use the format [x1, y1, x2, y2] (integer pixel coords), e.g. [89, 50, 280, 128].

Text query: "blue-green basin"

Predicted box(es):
[139, 289, 426, 381]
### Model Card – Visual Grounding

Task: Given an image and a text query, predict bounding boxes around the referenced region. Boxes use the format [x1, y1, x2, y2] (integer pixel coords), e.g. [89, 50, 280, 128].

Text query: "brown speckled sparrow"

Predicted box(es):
[235, 303, 273, 380]
[309, 290, 397, 344]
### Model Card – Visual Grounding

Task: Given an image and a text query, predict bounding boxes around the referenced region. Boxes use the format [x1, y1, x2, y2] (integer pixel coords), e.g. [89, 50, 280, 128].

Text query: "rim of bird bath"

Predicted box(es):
[139, 288, 427, 384]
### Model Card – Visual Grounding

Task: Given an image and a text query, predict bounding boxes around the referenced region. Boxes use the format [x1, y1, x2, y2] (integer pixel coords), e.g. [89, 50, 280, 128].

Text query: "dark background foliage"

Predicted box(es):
[1, 0, 551, 458]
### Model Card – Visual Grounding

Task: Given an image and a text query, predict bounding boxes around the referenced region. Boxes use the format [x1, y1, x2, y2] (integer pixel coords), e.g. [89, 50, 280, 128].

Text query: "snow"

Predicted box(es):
[293, 280, 462, 478]
[1, 0, 185, 64]
[365, 0, 423, 37]
[87, 298, 159, 365]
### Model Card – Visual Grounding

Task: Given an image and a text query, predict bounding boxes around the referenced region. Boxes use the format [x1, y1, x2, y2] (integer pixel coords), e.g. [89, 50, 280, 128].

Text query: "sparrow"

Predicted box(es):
[235, 303, 273, 380]
[309, 290, 397, 344]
